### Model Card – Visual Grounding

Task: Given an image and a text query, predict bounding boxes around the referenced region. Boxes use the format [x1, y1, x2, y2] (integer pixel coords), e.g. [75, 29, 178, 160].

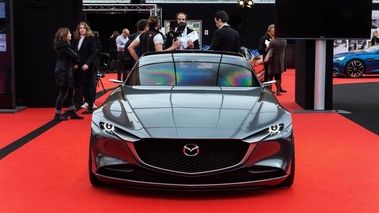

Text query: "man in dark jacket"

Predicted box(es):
[208, 10, 240, 53]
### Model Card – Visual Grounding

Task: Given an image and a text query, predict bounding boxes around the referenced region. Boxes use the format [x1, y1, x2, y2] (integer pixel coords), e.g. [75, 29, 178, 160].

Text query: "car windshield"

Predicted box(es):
[125, 52, 260, 87]
[364, 45, 379, 53]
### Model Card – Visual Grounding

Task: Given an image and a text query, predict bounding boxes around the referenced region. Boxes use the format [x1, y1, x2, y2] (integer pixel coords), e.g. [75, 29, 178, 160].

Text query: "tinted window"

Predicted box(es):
[176, 62, 218, 86]
[218, 64, 253, 86]
[126, 53, 259, 87]
[128, 63, 176, 86]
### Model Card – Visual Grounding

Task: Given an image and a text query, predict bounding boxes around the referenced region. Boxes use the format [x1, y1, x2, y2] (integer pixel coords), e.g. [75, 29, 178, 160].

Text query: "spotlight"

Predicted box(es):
[247, 0, 254, 7]
[237, 0, 254, 8]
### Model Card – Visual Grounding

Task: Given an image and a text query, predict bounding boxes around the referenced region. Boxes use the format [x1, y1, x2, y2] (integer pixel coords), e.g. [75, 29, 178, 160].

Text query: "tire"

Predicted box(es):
[89, 151, 106, 186]
[345, 60, 365, 78]
[278, 154, 295, 188]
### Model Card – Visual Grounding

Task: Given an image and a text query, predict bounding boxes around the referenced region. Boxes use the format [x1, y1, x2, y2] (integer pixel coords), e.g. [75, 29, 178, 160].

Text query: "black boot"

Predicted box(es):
[54, 113, 68, 121]
[67, 109, 84, 119]
[280, 87, 287, 93]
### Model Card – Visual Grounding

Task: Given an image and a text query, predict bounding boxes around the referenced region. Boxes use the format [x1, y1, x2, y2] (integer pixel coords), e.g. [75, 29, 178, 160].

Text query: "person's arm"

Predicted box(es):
[249, 55, 263, 67]
[116, 36, 124, 51]
[192, 39, 200, 50]
[61, 46, 79, 62]
[265, 40, 273, 52]
[235, 33, 241, 53]
[155, 41, 180, 51]
[128, 39, 140, 61]
[164, 40, 180, 51]
[155, 34, 179, 51]
[85, 36, 98, 68]
[208, 30, 221, 50]
[258, 37, 266, 55]
[165, 33, 173, 49]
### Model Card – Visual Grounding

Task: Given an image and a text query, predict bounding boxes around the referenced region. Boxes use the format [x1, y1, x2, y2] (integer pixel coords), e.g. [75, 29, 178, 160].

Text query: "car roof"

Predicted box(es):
[138, 50, 251, 68]
[142, 50, 245, 58]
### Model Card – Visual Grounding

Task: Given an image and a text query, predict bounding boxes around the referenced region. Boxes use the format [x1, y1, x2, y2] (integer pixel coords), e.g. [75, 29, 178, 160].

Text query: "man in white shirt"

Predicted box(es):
[116, 28, 129, 80]
[128, 16, 180, 62]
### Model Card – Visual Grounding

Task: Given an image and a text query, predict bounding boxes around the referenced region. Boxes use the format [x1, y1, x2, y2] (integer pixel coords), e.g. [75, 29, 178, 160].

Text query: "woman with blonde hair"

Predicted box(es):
[71, 21, 98, 114]
[53, 27, 83, 120]
[371, 30, 379, 47]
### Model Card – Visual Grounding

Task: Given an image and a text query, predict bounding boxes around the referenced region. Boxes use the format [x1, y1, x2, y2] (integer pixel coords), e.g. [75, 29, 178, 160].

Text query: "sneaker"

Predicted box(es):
[81, 102, 89, 108]
[93, 103, 97, 109]
[82, 109, 94, 114]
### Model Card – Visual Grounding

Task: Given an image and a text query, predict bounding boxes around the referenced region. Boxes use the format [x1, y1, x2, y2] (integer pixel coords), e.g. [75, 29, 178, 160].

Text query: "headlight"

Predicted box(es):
[269, 124, 282, 135]
[243, 123, 289, 143]
[100, 122, 115, 134]
[334, 56, 345, 61]
[97, 121, 140, 142]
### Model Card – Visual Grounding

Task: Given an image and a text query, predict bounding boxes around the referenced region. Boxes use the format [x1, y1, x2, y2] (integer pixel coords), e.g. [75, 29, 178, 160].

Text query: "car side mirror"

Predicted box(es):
[109, 79, 123, 84]
[262, 80, 276, 87]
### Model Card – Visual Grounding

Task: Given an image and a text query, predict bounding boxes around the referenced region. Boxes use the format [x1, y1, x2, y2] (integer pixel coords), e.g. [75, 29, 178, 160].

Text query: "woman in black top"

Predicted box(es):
[72, 21, 98, 114]
[53, 27, 84, 121]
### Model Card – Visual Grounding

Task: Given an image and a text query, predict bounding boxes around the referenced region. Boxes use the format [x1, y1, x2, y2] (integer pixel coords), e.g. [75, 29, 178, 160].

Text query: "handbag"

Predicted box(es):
[264, 48, 274, 64]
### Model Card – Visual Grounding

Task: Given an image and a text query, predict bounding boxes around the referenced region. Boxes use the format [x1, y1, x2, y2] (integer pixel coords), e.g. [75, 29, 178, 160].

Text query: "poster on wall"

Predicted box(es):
[0, 34, 6, 51]
[334, 10, 378, 54]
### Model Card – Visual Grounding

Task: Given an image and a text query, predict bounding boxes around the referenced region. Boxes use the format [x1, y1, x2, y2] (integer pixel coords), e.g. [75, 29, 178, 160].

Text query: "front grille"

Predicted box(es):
[133, 139, 249, 173]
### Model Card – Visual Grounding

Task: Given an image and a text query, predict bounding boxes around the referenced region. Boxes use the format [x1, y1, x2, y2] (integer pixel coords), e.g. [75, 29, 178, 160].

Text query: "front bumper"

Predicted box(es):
[89, 133, 294, 190]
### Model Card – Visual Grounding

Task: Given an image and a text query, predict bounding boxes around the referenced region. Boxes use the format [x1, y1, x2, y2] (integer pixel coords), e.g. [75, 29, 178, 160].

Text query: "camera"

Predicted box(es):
[97, 72, 105, 78]
[168, 21, 187, 41]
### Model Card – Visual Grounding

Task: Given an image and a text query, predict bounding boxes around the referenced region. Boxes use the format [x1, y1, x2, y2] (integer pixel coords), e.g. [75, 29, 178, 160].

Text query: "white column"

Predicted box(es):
[314, 40, 326, 110]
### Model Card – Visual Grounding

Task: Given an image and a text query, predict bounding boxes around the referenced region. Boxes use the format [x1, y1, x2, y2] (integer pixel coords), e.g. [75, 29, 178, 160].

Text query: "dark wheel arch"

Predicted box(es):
[278, 153, 295, 188]
[89, 150, 106, 186]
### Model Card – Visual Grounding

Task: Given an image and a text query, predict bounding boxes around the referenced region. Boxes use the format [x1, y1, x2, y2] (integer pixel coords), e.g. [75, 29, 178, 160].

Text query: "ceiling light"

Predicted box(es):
[237, 0, 254, 8]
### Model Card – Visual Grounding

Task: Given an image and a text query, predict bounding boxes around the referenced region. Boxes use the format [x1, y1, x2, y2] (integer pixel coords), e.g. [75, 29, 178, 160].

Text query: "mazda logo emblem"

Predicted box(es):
[183, 144, 199, 157]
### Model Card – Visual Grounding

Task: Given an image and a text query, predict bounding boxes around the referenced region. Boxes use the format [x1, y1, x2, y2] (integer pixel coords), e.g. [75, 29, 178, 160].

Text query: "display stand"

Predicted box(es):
[0, 0, 26, 113]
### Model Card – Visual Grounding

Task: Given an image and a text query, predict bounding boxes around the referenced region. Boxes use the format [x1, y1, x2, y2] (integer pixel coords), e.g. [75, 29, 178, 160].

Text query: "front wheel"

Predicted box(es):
[345, 60, 365, 78]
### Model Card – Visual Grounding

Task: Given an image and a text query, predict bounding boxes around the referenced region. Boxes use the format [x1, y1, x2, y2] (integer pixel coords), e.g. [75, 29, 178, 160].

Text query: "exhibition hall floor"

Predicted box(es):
[1, 69, 379, 213]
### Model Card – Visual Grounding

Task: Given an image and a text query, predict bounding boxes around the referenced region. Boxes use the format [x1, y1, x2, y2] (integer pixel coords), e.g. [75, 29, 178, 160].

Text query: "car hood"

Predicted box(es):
[334, 50, 365, 58]
[94, 86, 291, 139]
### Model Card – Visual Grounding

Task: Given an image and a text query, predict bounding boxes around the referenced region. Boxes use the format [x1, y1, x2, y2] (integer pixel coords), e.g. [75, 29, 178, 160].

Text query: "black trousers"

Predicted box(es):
[117, 52, 127, 80]
[56, 86, 75, 111]
[263, 62, 269, 82]
[82, 69, 95, 111]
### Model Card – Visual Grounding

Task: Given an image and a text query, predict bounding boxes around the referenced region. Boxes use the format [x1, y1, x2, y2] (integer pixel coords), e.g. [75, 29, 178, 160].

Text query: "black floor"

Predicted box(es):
[333, 82, 379, 135]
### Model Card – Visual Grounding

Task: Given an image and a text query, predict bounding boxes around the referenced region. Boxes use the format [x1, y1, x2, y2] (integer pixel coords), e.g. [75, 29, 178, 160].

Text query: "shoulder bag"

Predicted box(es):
[264, 48, 274, 64]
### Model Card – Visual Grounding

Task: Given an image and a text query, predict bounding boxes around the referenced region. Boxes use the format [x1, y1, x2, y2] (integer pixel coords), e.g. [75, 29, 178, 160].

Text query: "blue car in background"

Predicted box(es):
[333, 45, 379, 78]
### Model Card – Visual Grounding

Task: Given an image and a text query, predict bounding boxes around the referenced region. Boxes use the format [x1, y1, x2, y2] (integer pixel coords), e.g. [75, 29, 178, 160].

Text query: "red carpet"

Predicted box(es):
[1, 71, 379, 212]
